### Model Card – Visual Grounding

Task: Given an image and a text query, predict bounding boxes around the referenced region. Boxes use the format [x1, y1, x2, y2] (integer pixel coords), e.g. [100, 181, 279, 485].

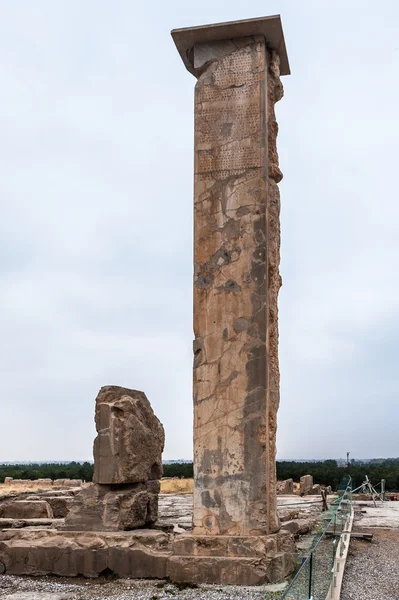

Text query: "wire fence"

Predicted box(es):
[280, 476, 353, 600]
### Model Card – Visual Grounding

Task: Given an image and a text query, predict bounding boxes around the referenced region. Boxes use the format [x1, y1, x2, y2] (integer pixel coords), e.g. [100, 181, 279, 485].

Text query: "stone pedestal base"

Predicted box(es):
[168, 531, 297, 585]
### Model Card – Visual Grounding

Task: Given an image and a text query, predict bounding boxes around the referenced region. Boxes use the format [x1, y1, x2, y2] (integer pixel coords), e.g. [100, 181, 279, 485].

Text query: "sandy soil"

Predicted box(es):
[159, 479, 193, 494]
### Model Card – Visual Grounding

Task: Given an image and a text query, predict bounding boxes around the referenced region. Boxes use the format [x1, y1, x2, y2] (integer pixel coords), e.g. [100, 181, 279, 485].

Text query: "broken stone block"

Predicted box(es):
[0, 518, 61, 529]
[276, 479, 294, 495]
[311, 484, 321, 495]
[300, 475, 313, 495]
[297, 518, 316, 535]
[0, 501, 53, 520]
[280, 520, 299, 534]
[168, 531, 297, 585]
[93, 386, 165, 485]
[46, 497, 74, 518]
[64, 481, 160, 531]
[0, 529, 170, 578]
[279, 509, 299, 523]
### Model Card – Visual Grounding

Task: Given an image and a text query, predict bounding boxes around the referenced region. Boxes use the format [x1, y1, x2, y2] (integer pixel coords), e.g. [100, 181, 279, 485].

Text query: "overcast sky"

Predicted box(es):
[1, 0, 398, 462]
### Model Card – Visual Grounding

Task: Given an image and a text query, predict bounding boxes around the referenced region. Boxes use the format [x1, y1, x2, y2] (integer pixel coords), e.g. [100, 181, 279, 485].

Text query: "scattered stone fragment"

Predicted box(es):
[276, 479, 294, 495]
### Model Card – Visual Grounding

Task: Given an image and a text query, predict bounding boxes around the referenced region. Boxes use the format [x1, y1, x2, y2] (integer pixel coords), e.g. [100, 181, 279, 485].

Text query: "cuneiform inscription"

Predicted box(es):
[212, 48, 263, 88]
[194, 43, 263, 175]
[197, 142, 262, 173]
[196, 103, 260, 146]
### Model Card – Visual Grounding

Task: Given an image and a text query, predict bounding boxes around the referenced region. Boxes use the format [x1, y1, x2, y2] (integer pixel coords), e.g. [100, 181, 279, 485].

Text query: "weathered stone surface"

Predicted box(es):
[158, 494, 193, 530]
[277, 479, 294, 495]
[0, 516, 297, 584]
[53, 479, 82, 488]
[190, 33, 284, 537]
[93, 386, 165, 485]
[64, 482, 160, 531]
[23, 496, 74, 517]
[0, 529, 170, 578]
[29, 490, 77, 498]
[46, 497, 74, 518]
[0, 518, 62, 529]
[297, 518, 316, 535]
[168, 531, 297, 584]
[311, 484, 321, 495]
[0, 501, 53, 520]
[279, 508, 299, 523]
[300, 475, 314, 496]
[280, 520, 299, 534]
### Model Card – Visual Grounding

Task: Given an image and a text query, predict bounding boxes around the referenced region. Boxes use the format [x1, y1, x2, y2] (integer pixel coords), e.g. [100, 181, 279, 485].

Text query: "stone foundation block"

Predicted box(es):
[0, 530, 170, 578]
[169, 531, 297, 585]
[0, 501, 53, 520]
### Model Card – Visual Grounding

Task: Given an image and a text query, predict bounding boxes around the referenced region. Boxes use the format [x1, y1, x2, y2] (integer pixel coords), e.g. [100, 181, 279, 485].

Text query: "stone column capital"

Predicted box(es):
[171, 15, 290, 78]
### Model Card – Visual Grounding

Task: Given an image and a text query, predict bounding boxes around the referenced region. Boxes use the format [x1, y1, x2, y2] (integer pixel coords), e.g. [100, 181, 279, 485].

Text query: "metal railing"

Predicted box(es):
[280, 477, 353, 600]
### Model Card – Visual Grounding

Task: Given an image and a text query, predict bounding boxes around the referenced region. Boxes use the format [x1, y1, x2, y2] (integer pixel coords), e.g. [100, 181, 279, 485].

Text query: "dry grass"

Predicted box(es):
[160, 478, 194, 494]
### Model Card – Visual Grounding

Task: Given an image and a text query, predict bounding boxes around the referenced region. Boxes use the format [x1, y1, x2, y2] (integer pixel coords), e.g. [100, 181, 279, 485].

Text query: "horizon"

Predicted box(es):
[1, 456, 398, 465]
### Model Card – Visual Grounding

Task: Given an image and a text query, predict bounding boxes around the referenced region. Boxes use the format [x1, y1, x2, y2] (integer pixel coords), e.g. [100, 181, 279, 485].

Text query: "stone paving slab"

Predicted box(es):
[355, 500, 399, 528]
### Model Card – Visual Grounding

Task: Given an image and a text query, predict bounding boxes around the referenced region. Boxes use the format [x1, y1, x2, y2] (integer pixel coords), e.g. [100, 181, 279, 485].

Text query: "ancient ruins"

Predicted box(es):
[64, 386, 165, 532]
[0, 15, 296, 586]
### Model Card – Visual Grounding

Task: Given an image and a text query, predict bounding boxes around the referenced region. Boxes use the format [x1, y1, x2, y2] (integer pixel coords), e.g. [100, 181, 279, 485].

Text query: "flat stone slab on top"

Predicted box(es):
[171, 15, 290, 76]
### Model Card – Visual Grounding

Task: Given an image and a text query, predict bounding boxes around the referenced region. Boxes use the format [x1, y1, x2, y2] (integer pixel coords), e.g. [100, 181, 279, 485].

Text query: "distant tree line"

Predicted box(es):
[163, 462, 193, 478]
[0, 461, 194, 483]
[0, 461, 93, 483]
[276, 459, 399, 492]
[1, 459, 398, 491]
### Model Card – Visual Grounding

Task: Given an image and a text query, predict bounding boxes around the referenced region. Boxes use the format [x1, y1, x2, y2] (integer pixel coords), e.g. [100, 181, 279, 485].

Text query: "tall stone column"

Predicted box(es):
[171, 17, 296, 584]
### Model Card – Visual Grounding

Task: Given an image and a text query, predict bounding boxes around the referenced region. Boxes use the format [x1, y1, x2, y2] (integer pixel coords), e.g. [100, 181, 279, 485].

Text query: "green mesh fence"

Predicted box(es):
[280, 478, 352, 600]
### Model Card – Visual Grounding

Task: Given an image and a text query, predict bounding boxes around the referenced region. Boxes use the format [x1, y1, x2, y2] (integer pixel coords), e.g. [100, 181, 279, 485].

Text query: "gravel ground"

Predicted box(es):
[0, 576, 290, 600]
[341, 528, 399, 600]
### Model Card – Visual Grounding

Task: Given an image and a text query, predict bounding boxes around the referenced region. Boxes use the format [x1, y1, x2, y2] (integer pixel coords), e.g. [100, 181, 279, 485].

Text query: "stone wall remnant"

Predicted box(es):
[0, 501, 53, 520]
